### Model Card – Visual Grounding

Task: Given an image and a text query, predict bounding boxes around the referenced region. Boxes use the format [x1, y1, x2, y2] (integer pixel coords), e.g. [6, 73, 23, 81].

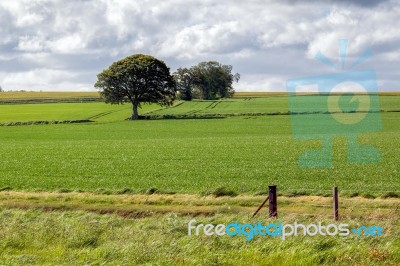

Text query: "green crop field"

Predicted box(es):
[0, 91, 101, 104]
[147, 95, 400, 117]
[0, 91, 99, 100]
[0, 93, 399, 196]
[0, 92, 399, 265]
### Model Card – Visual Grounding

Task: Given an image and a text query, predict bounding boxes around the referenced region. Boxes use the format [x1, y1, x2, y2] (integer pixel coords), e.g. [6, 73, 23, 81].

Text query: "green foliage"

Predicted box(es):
[191, 61, 240, 100]
[173, 67, 193, 101]
[173, 61, 239, 100]
[95, 54, 176, 120]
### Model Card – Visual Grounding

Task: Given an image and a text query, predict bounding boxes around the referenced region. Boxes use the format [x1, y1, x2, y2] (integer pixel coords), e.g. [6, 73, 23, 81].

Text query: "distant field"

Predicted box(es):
[234, 91, 400, 97]
[0, 91, 400, 99]
[149, 95, 400, 117]
[234, 92, 288, 97]
[0, 91, 101, 104]
[149, 98, 289, 116]
[0, 91, 99, 100]
[1, 95, 399, 123]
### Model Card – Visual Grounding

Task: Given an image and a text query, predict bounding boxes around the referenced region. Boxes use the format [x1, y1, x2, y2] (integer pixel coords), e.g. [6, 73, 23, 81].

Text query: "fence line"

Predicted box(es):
[280, 188, 400, 193]
[252, 185, 400, 221]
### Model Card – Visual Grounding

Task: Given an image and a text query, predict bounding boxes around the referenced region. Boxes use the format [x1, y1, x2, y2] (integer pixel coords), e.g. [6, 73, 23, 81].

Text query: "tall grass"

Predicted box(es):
[0, 207, 398, 265]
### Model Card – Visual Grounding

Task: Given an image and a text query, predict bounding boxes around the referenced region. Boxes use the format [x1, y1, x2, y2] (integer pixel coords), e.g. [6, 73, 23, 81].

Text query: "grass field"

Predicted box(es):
[0, 91, 399, 265]
[0, 91, 99, 99]
[0, 114, 399, 196]
[0, 91, 101, 104]
[0, 94, 399, 196]
[147, 95, 400, 117]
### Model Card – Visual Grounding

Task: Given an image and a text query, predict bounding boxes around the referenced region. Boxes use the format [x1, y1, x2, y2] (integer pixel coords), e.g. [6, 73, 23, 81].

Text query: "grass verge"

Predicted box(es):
[0, 191, 398, 265]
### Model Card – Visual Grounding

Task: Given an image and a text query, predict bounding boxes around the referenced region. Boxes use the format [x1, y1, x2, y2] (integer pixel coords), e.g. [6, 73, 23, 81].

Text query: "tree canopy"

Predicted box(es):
[173, 67, 193, 101]
[95, 54, 175, 120]
[173, 61, 240, 100]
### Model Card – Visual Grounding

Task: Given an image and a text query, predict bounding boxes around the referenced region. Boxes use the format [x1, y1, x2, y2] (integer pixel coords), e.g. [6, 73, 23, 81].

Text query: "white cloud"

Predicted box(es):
[0, 0, 399, 91]
[307, 4, 400, 61]
[17, 35, 46, 52]
[0, 68, 92, 91]
[382, 50, 400, 61]
[236, 75, 286, 92]
[1, 68, 74, 84]
[232, 49, 255, 59]
[47, 35, 87, 54]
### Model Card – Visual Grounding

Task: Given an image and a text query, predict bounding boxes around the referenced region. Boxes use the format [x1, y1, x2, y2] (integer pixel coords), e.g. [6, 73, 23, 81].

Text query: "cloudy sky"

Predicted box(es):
[0, 0, 399, 92]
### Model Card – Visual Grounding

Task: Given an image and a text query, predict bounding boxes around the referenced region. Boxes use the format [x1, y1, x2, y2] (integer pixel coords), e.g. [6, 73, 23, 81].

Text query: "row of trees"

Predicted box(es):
[173, 61, 240, 100]
[95, 54, 240, 120]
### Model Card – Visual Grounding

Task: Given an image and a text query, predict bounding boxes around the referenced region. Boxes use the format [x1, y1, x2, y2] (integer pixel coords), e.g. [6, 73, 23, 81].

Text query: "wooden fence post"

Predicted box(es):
[251, 195, 269, 218]
[333, 186, 339, 221]
[269, 185, 277, 218]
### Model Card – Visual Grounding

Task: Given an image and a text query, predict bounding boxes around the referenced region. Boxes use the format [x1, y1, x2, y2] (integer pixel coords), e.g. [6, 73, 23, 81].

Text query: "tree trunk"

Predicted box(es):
[131, 101, 139, 120]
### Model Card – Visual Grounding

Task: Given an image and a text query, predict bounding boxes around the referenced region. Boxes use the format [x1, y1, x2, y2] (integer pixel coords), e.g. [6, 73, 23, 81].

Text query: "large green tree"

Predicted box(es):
[174, 61, 240, 100]
[173, 67, 193, 101]
[95, 54, 175, 120]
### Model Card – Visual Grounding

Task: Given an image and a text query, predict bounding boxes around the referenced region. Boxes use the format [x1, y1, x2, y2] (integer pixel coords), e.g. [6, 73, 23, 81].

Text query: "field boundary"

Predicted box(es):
[0, 119, 94, 126]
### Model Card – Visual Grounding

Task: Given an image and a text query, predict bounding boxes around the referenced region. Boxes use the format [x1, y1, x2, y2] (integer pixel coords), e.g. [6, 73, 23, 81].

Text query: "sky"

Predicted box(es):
[0, 0, 399, 92]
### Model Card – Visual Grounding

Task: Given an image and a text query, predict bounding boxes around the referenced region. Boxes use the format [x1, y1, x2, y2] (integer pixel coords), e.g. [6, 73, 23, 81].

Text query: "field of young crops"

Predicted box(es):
[150, 95, 400, 116]
[0, 92, 399, 196]
[0, 91, 100, 104]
